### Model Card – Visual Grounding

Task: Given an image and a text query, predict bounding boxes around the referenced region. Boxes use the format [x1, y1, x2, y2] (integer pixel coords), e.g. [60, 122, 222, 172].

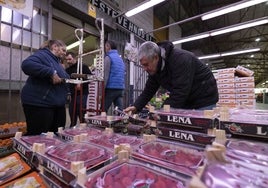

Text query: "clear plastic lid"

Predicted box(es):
[21, 135, 63, 147]
[89, 162, 186, 188]
[61, 127, 102, 136]
[46, 142, 105, 164]
[137, 141, 203, 168]
[91, 133, 142, 149]
[227, 140, 268, 155]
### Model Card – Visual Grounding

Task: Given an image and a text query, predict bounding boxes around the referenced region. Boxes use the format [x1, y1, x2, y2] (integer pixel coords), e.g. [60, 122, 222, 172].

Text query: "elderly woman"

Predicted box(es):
[21, 39, 70, 135]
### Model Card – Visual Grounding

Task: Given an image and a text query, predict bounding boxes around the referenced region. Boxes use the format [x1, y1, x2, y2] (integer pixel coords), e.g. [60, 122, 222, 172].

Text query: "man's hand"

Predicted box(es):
[51, 72, 62, 84]
[123, 106, 137, 115]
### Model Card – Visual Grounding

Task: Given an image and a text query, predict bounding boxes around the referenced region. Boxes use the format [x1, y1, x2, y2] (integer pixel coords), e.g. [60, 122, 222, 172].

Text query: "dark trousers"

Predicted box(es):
[23, 104, 66, 135]
[69, 94, 88, 127]
[105, 89, 124, 112]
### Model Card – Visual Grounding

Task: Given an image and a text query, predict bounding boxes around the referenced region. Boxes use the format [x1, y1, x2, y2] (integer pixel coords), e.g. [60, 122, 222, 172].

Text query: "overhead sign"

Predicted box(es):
[0, 0, 33, 18]
[88, 3, 96, 18]
[90, 0, 153, 41]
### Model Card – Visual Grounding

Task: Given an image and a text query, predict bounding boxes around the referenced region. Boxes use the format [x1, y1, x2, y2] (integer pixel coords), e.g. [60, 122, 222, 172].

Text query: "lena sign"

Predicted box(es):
[90, 0, 153, 41]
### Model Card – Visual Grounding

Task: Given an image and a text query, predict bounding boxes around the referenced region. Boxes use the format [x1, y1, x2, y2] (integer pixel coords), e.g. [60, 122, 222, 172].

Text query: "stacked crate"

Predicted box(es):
[215, 66, 255, 108]
[235, 66, 255, 108]
[215, 68, 236, 108]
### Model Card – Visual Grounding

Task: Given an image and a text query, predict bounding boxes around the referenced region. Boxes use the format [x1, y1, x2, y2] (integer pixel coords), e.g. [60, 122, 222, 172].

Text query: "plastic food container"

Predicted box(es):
[134, 140, 204, 171]
[58, 127, 102, 141]
[89, 133, 143, 150]
[78, 158, 190, 188]
[12, 133, 64, 165]
[21, 135, 64, 148]
[45, 142, 110, 168]
[200, 162, 268, 188]
[85, 115, 128, 128]
[35, 142, 113, 185]
[226, 140, 268, 155]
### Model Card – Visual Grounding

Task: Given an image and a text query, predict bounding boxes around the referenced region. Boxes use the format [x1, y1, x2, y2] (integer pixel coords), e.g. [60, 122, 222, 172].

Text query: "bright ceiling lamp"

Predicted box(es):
[172, 16, 268, 45]
[173, 34, 209, 45]
[221, 48, 260, 56]
[125, 0, 166, 17]
[67, 40, 85, 50]
[198, 54, 221, 60]
[211, 17, 268, 36]
[198, 48, 260, 60]
[201, 0, 268, 20]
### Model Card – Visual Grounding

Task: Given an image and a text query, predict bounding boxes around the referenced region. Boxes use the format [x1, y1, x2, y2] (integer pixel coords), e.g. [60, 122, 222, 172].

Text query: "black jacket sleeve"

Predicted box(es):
[133, 75, 160, 112]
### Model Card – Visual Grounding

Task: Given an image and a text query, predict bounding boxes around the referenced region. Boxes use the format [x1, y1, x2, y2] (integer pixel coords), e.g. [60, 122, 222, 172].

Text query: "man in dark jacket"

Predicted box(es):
[65, 52, 91, 127]
[124, 41, 218, 113]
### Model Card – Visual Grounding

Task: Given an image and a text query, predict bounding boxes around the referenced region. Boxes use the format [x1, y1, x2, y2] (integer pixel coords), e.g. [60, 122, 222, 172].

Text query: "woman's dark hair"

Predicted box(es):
[106, 40, 117, 49]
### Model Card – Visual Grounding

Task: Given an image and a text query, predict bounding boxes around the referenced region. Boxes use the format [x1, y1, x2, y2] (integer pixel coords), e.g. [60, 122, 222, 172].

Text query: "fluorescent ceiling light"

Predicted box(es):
[221, 48, 260, 56]
[172, 16, 268, 45]
[211, 18, 268, 36]
[125, 0, 166, 17]
[67, 40, 85, 50]
[173, 34, 209, 45]
[198, 48, 260, 60]
[201, 0, 268, 20]
[198, 54, 221, 60]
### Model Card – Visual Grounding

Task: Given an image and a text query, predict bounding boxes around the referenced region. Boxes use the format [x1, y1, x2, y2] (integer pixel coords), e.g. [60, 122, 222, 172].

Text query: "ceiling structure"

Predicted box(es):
[53, 0, 268, 87]
[152, 0, 268, 87]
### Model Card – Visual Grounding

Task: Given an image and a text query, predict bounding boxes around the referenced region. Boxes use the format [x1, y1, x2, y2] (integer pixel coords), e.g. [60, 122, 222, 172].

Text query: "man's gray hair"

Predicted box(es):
[138, 41, 160, 61]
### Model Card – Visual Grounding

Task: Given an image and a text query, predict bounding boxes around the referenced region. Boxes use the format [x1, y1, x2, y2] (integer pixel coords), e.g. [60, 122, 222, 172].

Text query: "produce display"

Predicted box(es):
[88, 132, 143, 150]
[148, 109, 216, 133]
[85, 115, 128, 128]
[226, 139, 268, 155]
[35, 142, 113, 185]
[13, 133, 64, 164]
[80, 159, 189, 188]
[0, 122, 26, 138]
[200, 161, 268, 188]
[0, 153, 31, 186]
[225, 140, 268, 169]
[220, 108, 268, 140]
[5, 107, 268, 187]
[58, 126, 102, 141]
[137, 141, 203, 168]
[21, 135, 64, 148]
[133, 140, 203, 176]
[44, 142, 111, 169]
[2, 171, 47, 188]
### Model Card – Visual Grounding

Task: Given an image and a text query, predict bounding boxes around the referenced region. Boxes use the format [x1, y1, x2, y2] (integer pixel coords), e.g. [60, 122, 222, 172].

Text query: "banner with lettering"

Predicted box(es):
[0, 0, 33, 18]
[89, 0, 153, 41]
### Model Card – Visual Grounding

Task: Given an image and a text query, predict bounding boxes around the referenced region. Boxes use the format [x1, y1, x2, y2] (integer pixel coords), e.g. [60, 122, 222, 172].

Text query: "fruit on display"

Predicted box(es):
[84, 162, 186, 188]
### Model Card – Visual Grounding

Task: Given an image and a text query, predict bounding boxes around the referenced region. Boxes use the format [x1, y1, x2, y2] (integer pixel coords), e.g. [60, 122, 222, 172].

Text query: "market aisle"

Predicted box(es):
[256, 102, 268, 110]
